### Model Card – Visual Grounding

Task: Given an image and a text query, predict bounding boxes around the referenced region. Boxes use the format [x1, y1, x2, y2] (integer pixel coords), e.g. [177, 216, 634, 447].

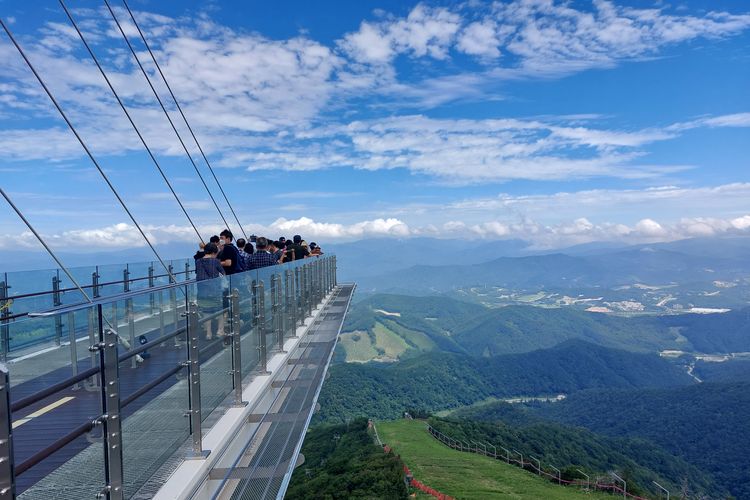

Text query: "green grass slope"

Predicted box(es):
[377, 419, 612, 500]
[428, 413, 718, 498]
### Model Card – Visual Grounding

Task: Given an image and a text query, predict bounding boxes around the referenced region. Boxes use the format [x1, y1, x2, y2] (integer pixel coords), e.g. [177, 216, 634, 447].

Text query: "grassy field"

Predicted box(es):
[339, 320, 436, 362]
[377, 419, 611, 500]
[338, 330, 378, 362]
[382, 318, 437, 351]
[373, 322, 410, 358]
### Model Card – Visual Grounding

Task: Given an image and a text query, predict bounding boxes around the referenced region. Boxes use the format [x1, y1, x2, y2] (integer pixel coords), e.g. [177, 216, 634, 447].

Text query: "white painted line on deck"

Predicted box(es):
[12, 396, 76, 429]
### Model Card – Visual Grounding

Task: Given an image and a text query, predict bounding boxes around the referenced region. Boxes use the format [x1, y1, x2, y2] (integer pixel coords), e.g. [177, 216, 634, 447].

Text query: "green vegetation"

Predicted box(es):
[321, 293, 750, 498]
[377, 419, 612, 500]
[318, 340, 692, 423]
[535, 382, 750, 500]
[693, 358, 750, 382]
[659, 308, 750, 353]
[338, 331, 379, 362]
[286, 418, 408, 499]
[427, 413, 718, 498]
[372, 322, 409, 359]
[340, 294, 750, 360]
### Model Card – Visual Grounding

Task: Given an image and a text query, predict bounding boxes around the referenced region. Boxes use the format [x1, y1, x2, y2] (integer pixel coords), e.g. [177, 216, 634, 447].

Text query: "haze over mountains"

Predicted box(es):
[343, 237, 750, 293]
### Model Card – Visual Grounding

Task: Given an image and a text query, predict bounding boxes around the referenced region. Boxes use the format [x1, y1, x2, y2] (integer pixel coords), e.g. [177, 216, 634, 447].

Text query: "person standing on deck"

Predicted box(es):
[195, 242, 226, 339]
[218, 229, 242, 275]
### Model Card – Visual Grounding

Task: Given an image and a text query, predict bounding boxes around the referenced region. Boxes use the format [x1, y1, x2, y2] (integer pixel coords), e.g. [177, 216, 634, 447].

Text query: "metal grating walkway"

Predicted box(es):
[215, 284, 355, 500]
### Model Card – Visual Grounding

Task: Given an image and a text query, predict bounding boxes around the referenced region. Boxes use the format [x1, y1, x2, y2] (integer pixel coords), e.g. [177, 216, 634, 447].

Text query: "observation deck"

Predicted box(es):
[0, 255, 352, 500]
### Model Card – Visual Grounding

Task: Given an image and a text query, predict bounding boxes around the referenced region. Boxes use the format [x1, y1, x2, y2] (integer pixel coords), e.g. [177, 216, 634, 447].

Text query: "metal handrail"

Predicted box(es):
[28, 280, 196, 317]
[7, 269, 192, 302]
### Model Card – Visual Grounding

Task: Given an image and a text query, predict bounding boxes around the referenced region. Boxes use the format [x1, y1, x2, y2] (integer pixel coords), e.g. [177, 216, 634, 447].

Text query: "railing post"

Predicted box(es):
[316, 259, 321, 300]
[305, 264, 312, 317]
[87, 307, 99, 389]
[284, 270, 292, 338]
[124, 267, 137, 369]
[184, 261, 190, 281]
[229, 289, 246, 408]
[67, 311, 79, 390]
[185, 304, 210, 459]
[168, 265, 178, 329]
[271, 275, 285, 352]
[295, 267, 303, 326]
[253, 281, 269, 374]
[309, 262, 315, 308]
[320, 259, 325, 296]
[289, 270, 298, 335]
[1, 277, 11, 361]
[330, 257, 334, 291]
[53, 273, 63, 346]
[92, 268, 100, 298]
[314, 260, 320, 305]
[324, 258, 330, 293]
[148, 265, 155, 314]
[0, 364, 16, 499]
[96, 305, 124, 499]
[270, 275, 277, 346]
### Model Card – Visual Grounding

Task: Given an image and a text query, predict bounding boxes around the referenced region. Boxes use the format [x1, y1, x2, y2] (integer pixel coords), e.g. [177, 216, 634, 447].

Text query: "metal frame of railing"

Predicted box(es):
[0, 255, 337, 500]
[0, 262, 196, 366]
[0, 261, 193, 323]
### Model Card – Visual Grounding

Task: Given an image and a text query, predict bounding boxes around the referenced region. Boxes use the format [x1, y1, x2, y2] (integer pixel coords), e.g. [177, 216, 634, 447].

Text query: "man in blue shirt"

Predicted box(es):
[247, 237, 278, 270]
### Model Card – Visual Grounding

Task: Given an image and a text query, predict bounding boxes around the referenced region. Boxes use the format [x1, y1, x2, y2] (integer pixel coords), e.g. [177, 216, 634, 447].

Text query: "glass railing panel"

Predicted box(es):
[117, 286, 190, 499]
[187, 275, 233, 425]
[5, 305, 101, 388]
[229, 270, 260, 379]
[255, 266, 279, 355]
[10, 303, 104, 498]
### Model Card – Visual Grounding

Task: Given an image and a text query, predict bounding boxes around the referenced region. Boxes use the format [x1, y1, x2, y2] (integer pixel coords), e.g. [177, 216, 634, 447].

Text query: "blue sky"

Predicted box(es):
[1, 0, 749, 251]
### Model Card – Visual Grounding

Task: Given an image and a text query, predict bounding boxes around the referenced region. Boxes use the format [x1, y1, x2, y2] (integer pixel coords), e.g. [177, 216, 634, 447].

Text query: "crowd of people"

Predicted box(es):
[193, 230, 324, 339]
[194, 229, 324, 280]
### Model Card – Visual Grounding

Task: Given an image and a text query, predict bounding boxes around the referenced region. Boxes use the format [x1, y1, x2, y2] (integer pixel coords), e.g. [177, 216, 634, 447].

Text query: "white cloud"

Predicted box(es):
[7, 216, 414, 250]
[457, 20, 501, 58]
[492, 0, 750, 76]
[341, 4, 461, 63]
[635, 218, 666, 236]
[340, 22, 393, 63]
[731, 216, 750, 230]
[1, 3, 748, 184]
[6, 204, 750, 251]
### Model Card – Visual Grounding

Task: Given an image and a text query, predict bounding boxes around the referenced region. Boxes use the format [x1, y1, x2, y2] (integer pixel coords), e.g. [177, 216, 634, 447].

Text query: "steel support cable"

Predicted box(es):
[0, 188, 94, 306]
[0, 187, 123, 357]
[104, 1, 233, 241]
[56, 1, 204, 245]
[122, 0, 248, 240]
[0, 16, 179, 289]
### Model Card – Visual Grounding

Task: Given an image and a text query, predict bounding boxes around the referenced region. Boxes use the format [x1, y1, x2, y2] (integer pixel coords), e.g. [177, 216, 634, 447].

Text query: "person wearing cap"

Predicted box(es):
[309, 242, 323, 256]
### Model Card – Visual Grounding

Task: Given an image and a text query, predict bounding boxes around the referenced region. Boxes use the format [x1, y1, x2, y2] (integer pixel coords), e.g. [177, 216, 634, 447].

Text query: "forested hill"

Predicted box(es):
[535, 382, 750, 500]
[317, 340, 693, 423]
[344, 293, 750, 356]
